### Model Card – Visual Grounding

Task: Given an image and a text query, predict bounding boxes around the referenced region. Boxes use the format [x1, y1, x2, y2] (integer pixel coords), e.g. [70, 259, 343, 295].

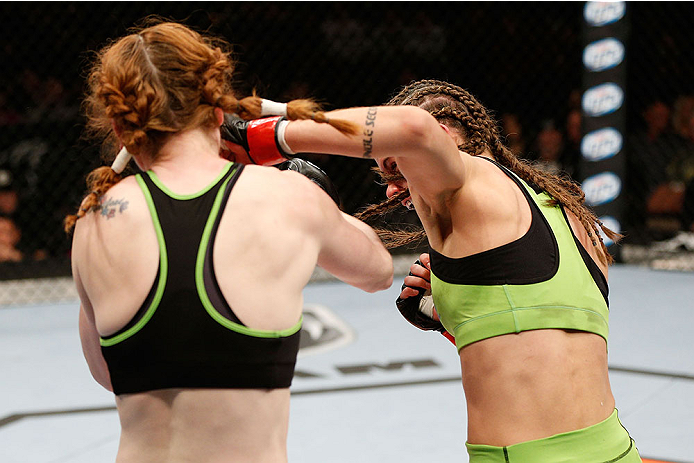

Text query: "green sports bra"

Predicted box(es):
[430, 159, 609, 352]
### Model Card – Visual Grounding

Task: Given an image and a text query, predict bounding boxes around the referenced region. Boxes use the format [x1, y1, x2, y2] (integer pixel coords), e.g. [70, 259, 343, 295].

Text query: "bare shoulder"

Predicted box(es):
[73, 175, 151, 239]
[457, 155, 525, 209]
[234, 165, 334, 214]
[564, 208, 609, 279]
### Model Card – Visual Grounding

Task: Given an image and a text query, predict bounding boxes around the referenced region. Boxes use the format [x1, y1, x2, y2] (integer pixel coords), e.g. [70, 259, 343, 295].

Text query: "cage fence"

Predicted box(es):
[1, 2, 693, 304]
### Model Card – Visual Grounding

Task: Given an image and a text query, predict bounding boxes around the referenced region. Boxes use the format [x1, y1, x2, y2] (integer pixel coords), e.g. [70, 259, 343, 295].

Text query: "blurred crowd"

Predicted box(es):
[1, 3, 693, 268]
[0, 69, 82, 265]
[626, 96, 694, 237]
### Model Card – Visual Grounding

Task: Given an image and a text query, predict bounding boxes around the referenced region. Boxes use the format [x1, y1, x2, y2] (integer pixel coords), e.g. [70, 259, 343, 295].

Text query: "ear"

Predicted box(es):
[214, 107, 224, 126]
[439, 123, 465, 147]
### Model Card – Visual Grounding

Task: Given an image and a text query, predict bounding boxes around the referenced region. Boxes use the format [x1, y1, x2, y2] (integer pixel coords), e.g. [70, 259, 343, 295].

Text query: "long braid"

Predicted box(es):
[66, 21, 358, 235]
[355, 187, 427, 248]
[375, 79, 621, 263]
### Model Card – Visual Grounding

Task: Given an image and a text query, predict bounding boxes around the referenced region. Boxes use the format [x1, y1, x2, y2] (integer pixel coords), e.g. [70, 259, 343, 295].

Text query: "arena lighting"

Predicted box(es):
[580, 1, 627, 257]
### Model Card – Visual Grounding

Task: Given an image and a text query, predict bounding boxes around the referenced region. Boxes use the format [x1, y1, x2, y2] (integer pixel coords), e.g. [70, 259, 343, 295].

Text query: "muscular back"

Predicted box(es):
[72, 161, 388, 462]
[74, 163, 344, 336]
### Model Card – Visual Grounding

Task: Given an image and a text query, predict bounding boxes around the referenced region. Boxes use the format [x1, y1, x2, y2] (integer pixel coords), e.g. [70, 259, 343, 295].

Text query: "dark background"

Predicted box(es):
[1, 2, 693, 280]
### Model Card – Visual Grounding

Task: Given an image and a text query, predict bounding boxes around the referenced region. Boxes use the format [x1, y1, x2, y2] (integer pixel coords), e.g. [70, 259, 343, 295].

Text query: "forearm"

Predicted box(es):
[343, 212, 394, 290]
[318, 210, 393, 292]
[284, 105, 439, 160]
[341, 212, 384, 249]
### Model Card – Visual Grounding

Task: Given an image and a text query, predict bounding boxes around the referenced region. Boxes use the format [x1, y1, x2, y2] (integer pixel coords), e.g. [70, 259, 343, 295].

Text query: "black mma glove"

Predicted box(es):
[396, 259, 445, 332]
[277, 158, 341, 207]
[221, 114, 293, 166]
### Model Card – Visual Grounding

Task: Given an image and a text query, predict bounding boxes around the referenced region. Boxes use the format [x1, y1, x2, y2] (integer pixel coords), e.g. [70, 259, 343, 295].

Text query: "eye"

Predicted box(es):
[385, 159, 398, 174]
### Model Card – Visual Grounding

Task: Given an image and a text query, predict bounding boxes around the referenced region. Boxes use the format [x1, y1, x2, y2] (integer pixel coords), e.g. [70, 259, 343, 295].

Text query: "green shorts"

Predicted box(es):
[465, 409, 642, 462]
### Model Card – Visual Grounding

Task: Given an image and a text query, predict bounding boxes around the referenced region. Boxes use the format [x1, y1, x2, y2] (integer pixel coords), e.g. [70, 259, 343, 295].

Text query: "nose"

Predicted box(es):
[386, 182, 406, 199]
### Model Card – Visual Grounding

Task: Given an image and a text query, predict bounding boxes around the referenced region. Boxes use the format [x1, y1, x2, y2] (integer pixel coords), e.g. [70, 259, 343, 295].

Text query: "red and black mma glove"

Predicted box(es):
[396, 259, 456, 345]
[221, 114, 293, 166]
[276, 158, 342, 207]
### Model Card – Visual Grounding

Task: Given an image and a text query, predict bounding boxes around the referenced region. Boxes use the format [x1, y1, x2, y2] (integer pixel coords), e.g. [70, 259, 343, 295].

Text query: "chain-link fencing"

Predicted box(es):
[1, 2, 693, 303]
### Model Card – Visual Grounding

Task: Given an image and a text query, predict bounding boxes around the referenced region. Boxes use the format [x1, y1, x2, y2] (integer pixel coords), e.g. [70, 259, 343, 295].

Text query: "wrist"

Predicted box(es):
[246, 117, 295, 166]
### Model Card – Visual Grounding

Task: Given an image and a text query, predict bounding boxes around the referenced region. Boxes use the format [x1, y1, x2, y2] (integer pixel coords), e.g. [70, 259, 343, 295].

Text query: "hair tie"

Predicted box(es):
[260, 99, 288, 117]
[111, 147, 132, 174]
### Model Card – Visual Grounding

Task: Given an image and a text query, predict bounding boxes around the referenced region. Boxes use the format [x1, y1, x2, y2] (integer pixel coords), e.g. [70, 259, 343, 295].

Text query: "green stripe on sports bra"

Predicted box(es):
[100, 174, 169, 347]
[194, 165, 302, 338]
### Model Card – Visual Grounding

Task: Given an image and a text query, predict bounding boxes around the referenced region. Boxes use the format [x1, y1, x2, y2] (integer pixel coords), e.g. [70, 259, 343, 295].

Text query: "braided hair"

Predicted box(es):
[357, 79, 621, 264]
[65, 19, 354, 233]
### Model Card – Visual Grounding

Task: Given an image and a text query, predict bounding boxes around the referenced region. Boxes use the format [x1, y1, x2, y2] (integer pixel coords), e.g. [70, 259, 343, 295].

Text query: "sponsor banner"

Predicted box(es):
[582, 82, 624, 117]
[581, 1, 627, 259]
[582, 171, 622, 206]
[583, 37, 625, 72]
[584, 1, 626, 27]
[581, 127, 623, 161]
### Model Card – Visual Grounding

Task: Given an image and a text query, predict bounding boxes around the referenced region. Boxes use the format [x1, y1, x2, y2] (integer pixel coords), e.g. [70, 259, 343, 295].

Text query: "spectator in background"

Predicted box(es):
[0, 160, 49, 261]
[650, 108, 694, 249]
[0, 165, 23, 262]
[672, 95, 694, 141]
[563, 109, 582, 178]
[0, 217, 22, 262]
[671, 107, 694, 233]
[627, 99, 684, 234]
[500, 113, 527, 157]
[667, 96, 694, 185]
[531, 119, 569, 176]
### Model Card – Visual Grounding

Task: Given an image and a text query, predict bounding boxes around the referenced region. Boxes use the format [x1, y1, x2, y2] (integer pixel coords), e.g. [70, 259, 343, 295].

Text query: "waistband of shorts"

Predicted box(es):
[465, 409, 635, 462]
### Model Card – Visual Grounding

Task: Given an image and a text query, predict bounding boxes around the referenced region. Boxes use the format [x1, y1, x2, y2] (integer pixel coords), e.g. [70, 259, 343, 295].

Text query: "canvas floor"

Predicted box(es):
[1, 264, 692, 463]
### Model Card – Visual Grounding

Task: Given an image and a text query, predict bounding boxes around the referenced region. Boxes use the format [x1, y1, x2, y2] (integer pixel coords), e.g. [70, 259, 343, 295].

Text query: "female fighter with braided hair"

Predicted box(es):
[224, 79, 641, 461]
[66, 20, 392, 462]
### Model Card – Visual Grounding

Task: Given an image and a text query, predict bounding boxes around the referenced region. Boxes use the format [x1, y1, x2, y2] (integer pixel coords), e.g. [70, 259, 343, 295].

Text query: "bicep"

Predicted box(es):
[313, 200, 392, 292]
[289, 105, 468, 204]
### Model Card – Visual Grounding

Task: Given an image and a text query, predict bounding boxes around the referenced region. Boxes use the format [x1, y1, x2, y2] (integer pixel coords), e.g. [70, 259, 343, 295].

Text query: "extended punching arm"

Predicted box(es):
[221, 114, 295, 166]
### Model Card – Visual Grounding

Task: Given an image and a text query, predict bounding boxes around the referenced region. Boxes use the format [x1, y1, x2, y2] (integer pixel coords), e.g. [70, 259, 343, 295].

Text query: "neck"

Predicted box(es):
[137, 125, 231, 195]
[139, 125, 224, 172]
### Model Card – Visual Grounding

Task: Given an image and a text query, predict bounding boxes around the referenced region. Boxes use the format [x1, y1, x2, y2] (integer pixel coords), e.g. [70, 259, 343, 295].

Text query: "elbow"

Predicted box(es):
[364, 261, 394, 293]
[396, 106, 441, 153]
[378, 271, 394, 292]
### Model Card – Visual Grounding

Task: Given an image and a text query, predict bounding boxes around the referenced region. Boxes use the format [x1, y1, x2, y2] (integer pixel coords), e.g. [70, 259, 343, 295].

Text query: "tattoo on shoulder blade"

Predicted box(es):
[362, 107, 378, 158]
[99, 197, 129, 219]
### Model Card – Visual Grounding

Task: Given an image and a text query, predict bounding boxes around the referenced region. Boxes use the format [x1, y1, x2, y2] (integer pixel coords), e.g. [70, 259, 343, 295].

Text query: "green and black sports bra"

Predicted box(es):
[430, 158, 610, 351]
[100, 163, 302, 395]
